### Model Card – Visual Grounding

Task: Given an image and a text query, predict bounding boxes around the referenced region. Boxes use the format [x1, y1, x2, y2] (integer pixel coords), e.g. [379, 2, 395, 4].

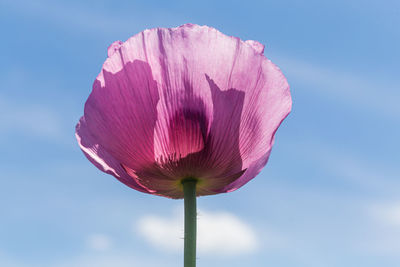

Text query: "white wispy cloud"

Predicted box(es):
[1, 0, 131, 35]
[136, 208, 258, 255]
[276, 56, 400, 119]
[1, 0, 177, 37]
[85, 233, 113, 251]
[0, 67, 72, 143]
[369, 202, 400, 227]
[317, 151, 400, 192]
[0, 236, 174, 267]
[136, 212, 183, 252]
[197, 210, 257, 254]
[279, 136, 400, 193]
[356, 201, 400, 255]
[0, 251, 28, 267]
[53, 254, 176, 267]
[0, 94, 63, 140]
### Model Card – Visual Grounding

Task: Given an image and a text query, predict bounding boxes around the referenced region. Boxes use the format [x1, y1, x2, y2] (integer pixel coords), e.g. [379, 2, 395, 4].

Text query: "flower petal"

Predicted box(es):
[78, 24, 291, 198]
[236, 60, 291, 176]
[125, 24, 291, 193]
[83, 59, 160, 171]
[107, 40, 123, 57]
[75, 117, 151, 193]
[245, 40, 265, 54]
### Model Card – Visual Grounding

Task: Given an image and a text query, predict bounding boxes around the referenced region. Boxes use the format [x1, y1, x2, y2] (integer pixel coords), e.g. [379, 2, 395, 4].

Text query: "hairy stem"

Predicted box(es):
[183, 179, 197, 267]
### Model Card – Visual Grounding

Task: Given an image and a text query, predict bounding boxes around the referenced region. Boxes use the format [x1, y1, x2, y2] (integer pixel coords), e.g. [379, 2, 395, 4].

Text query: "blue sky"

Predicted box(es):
[1, 0, 399, 266]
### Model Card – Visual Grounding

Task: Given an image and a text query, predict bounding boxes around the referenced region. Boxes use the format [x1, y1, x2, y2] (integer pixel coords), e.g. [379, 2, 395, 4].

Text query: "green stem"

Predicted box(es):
[183, 179, 197, 267]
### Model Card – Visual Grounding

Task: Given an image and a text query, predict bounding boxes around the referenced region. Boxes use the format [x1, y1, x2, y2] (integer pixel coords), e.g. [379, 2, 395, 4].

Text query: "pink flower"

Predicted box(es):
[75, 24, 291, 199]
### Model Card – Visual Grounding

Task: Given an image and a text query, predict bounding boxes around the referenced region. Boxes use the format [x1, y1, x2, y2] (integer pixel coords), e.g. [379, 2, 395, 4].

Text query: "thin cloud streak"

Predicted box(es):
[355, 201, 400, 255]
[0, 94, 63, 140]
[276, 56, 400, 119]
[1, 0, 133, 35]
[1, 0, 177, 37]
[369, 202, 400, 227]
[279, 136, 400, 194]
[85, 234, 113, 251]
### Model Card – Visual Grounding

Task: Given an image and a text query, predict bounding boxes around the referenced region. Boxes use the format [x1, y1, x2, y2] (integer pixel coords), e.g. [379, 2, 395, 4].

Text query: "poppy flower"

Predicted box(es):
[75, 24, 291, 199]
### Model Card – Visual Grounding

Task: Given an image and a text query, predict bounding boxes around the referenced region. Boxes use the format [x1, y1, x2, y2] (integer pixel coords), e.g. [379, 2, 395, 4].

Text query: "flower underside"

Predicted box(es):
[76, 24, 292, 199]
[105, 64, 247, 198]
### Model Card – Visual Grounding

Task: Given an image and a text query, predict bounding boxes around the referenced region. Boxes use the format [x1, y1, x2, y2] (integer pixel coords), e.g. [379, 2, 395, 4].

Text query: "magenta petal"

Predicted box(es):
[75, 117, 151, 193]
[76, 24, 291, 198]
[84, 60, 160, 171]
